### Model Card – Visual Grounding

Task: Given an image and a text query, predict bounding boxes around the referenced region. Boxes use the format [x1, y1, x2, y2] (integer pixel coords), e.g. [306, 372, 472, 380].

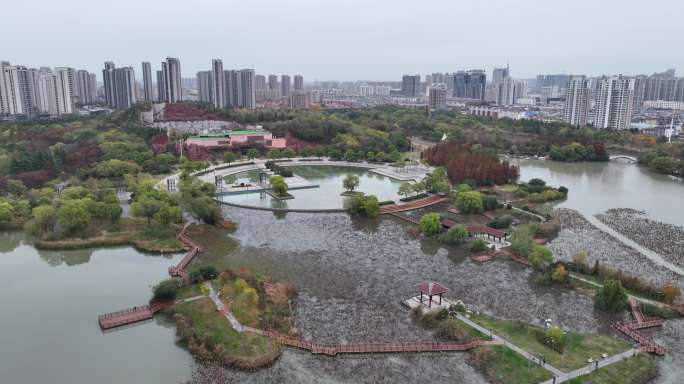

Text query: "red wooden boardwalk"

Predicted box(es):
[509, 253, 530, 266]
[670, 303, 684, 316]
[613, 298, 666, 355]
[629, 298, 645, 324]
[98, 301, 172, 330]
[98, 225, 201, 330]
[471, 253, 496, 263]
[244, 327, 501, 356]
[380, 196, 447, 214]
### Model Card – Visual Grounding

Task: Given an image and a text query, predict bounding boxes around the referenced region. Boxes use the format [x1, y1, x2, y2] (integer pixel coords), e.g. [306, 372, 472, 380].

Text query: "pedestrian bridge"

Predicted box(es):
[609, 155, 637, 163]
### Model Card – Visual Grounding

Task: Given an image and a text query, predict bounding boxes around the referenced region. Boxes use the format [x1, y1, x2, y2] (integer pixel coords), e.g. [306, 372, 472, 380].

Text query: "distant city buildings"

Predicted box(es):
[0, 60, 98, 117]
[294, 75, 303, 91]
[142, 62, 154, 102]
[492, 66, 510, 85]
[594, 75, 635, 130]
[211, 59, 225, 109]
[159, 57, 182, 103]
[453, 70, 486, 100]
[428, 83, 447, 110]
[563, 76, 590, 127]
[281, 75, 291, 98]
[487, 78, 527, 106]
[197, 70, 213, 104]
[289, 92, 310, 109]
[401, 74, 420, 97]
[103, 62, 136, 109]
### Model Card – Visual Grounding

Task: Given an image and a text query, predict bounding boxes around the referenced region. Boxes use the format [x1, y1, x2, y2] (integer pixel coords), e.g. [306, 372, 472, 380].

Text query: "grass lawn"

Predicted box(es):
[494, 184, 519, 193]
[565, 354, 657, 384]
[173, 298, 277, 359]
[470, 346, 553, 384]
[469, 313, 631, 372]
[176, 283, 206, 300]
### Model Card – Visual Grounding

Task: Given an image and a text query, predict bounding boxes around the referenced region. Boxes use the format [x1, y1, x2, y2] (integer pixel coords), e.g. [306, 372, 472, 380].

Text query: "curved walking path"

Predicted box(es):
[203, 282, 501, 356]
[585, 215, 684, 276]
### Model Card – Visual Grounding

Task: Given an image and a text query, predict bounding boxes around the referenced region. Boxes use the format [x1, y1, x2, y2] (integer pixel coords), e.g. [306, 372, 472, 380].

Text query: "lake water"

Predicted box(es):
[218, 165, 405, 210]
[0, 232, 193, 384]
[516, 159, 684, 227]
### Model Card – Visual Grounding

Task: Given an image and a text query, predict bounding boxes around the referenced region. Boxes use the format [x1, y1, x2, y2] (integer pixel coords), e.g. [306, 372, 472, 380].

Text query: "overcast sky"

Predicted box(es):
[2, 0, 683, 81]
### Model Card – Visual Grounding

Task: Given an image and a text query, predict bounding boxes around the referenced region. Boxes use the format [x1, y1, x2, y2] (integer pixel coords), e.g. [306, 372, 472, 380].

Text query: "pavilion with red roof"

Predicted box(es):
[415, 282, 449, 308]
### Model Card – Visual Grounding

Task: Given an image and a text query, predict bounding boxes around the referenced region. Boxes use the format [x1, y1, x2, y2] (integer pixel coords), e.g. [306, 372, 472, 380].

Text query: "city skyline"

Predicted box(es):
[3, 0, 683, 81]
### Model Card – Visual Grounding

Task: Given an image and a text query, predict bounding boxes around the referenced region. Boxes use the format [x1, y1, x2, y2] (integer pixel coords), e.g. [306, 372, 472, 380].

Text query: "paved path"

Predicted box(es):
[569, 273, 665, 307]
[511, 206, 546, 222]
[539, 348, 638, 384]
[456, 313, 644, 383]
[586, 215, 684, 276]
[205, 282, 244, 332]
[455, 314, 565, 377]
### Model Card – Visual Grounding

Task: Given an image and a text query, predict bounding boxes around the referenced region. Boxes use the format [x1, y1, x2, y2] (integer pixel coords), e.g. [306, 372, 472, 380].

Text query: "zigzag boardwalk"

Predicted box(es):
[244, 327, 500, 356]
[380, 195, 447, 214]
[613, 298, 667, 355]
[98, 225, 201, 330]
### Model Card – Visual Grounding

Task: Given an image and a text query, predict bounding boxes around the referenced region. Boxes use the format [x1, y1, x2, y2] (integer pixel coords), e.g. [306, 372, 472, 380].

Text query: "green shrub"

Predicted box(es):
[481, 195, 498, 211]
[152, 278, 181, 302]
[487, 214, 513, 229]
[510, 226, 534, 257]
[441, 225, 468, 245]
[470, 239, 489, 253]
[595, 279, 628, 312]
[529, 245, 553, 270]
[189, 266, 219, 283]
[455, 191, 483, 214]
[420, 213, 442, 236]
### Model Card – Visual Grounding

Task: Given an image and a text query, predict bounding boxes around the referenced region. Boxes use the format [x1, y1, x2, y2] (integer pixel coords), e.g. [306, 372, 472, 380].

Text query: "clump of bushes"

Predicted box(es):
[570, 252, 682, 303]
[152, 278, 182, 302]
[441, 225, 468, 245]
[535, 326, 566, 353]
[269, 176, 289, 197]
[595, 279, 628, 312]
[189, 265, 219, 283]
[348, 193, 380, 218]
[487, 214, 513, 229]
[455, 191, 483, 214]
[420, 213, 443, 236]
[265, 161, 293, 177]
[470, 239, 489, 253]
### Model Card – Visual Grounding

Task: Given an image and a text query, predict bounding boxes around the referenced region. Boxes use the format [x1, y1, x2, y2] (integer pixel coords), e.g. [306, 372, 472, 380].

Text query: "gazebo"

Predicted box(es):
[415, 282, 449, 308]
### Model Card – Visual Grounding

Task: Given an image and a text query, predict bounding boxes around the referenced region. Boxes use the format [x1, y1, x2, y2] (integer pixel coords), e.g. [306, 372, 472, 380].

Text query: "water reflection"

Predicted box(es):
[517, 160, 684, 226]
[0, 231, 24, 254]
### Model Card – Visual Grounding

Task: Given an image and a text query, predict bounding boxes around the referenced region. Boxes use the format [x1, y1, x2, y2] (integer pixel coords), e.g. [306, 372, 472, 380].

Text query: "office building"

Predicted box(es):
[281, 75, 291, 97]
[401, 74, 420, 97]
[268, 75, 278, 90]
[492, 66, 510, 85]
[239, 69, 256, 109]
[211, 59, 225, 108]
[428, 83, 447, 110]
[594, 76, 635, 130]
[294, 75, 304, 91]
[453, 70, 486, 100]
[563, 76, 590, 127]
[255, 75, 267, 90]
[75, 69, 97, 104]
[142, 62, 154, 101]
[536, 74, 569, 90]
[197, 71, 213, 104]
[289, 92, 309, 109]
[159, 57, 182, 103]
[102, 61, 116, 107]
[103, 62, 136, 109]
[53, 67, 74, 114]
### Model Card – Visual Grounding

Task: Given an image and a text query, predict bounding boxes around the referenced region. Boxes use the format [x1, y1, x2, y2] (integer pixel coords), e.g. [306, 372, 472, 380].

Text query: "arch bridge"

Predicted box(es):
[609, 155, 637, 163]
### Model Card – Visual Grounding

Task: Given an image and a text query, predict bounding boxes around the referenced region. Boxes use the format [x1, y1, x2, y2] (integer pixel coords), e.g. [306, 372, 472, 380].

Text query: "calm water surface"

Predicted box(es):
[219, 165, 405, 210]
[516, 159, 684, 226]
[0, 232, 193, 384]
